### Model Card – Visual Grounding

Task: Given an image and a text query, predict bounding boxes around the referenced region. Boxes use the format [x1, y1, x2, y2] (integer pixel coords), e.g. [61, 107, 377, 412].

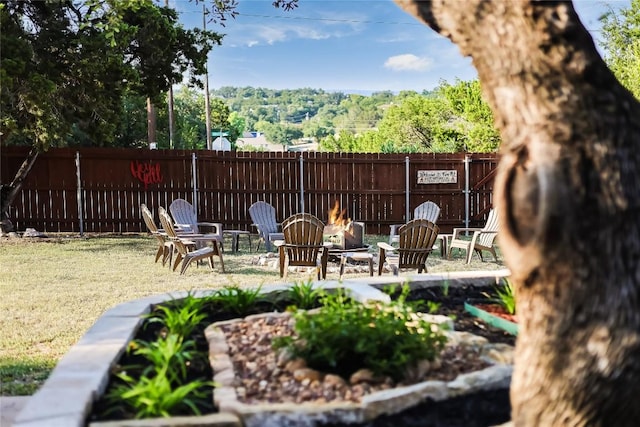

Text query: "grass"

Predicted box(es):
[0, 232, 505, 396]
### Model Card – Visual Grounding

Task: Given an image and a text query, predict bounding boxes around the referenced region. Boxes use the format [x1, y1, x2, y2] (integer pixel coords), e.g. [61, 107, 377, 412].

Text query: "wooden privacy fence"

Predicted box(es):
[1, 147, 499, 235]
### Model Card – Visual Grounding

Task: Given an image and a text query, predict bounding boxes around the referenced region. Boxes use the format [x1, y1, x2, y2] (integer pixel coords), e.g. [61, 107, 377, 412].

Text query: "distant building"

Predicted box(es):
[209, 131, 231, 151]
[236, 132, 284, 152]
[212, 136, 231, 151]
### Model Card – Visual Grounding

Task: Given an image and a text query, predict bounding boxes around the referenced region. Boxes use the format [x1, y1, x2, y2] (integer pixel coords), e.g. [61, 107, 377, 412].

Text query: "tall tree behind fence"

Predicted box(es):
[0, 147, 498, 234]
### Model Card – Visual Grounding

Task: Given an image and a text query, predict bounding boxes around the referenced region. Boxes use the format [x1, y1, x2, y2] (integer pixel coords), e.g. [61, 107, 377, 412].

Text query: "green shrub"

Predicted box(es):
[273, 286, 448, 381]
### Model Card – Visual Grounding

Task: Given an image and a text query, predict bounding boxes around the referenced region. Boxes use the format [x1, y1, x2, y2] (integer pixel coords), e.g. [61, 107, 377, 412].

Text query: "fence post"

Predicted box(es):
[192, 152, 197, 207]
[464, 154, 471, 231]
[405, 156, 410, 221]
[299, 155, 305, 213]
[75, 152, 84, 236]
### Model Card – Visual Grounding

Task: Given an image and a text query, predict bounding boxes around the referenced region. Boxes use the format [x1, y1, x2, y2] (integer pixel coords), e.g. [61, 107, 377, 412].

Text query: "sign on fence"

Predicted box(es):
[417, 170, 457, 184]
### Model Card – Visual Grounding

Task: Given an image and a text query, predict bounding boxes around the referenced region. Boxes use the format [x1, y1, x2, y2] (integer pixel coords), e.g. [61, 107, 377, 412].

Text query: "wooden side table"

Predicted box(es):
[339, 252, 374, 279]
[223, 230, 251, 253]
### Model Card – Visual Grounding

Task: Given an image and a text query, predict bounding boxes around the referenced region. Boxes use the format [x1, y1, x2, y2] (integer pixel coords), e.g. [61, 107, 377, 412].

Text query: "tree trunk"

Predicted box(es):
[1, 148, 40, 234]
[394, 1, 640, 425]
[147, 97, 156, 148]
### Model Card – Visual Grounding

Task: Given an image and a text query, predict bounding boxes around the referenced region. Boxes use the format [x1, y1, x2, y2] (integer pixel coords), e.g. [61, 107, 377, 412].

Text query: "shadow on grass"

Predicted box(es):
[0, 359, 55, 395]
[61, 235, 154, 253]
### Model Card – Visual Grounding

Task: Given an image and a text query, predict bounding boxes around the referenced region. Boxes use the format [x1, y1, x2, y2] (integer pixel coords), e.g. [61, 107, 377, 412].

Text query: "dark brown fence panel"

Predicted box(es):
[79, 149, 195, 233]
[468, 153, 499, 225]
[197, 151, 302, 230]
[1, 147, 499, 235]
[1, 147, 79, 232]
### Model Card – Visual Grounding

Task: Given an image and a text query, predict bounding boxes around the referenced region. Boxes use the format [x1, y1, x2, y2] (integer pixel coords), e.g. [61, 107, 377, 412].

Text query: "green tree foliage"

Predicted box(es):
[173, 87, 206, 149]
[0, 0, 221, 149]
[437, 80, 500, 152]
[376, 94, 462, 152]
[332, 94, 385, 133]
[600, 0, 640, 100]
[255, 121, 303, 150]
[114, 92, 149, 148]
[317, 80, 499, 153]
[210, 98, 231, 136]
[227, 112, 246, 147]
[301, 120, 332, 141]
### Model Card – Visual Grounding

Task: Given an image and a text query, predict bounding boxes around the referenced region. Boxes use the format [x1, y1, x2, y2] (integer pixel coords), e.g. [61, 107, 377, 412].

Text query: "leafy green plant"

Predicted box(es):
[286, 279, 325, 309]
[210, 285, 263, 316]
[108, 365, 213, 418]
[273, 285, 448, 381]
[495, 279, 516, 315]
[381, 284, 443, 315]
[106, 334, 214, 419]
[426, 300, 441, 313]
[129, 335, 198, 379]
[144, 292, 208, 338]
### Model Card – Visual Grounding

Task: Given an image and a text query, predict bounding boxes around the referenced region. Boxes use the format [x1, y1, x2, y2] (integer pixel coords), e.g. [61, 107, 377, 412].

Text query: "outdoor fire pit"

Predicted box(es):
[323, 201, 366, 250]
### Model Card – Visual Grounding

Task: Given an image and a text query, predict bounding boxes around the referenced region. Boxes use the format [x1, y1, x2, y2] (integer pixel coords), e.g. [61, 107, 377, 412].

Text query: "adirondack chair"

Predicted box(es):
[378, 219, 440, 275]
[159, 207, 225, 274]
[140, 204, 173, 267]
[274, 213, 329, 280]
[248, 201, 282, 252]
[389, 201, 441, 245]
[169, 198, 223, 249]
[448, 208, 499, 264]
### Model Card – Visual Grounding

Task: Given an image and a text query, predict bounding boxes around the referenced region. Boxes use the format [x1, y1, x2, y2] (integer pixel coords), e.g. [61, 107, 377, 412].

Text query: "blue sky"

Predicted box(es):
[172, 0, 628, 93]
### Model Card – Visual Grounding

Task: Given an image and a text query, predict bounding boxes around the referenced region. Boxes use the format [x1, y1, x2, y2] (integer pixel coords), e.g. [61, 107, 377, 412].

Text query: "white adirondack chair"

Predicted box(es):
[448, 208, 499, 264]
[249, 201, 282, 252]
[389, 201, 441, 245]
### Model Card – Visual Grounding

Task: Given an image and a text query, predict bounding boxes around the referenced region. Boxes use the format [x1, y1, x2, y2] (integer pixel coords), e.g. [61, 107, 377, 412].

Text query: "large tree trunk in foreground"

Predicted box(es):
[395, 1, 640, 425]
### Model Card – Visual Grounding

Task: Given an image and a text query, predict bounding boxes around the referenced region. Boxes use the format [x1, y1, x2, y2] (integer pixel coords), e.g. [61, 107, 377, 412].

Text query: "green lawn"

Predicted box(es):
[0, 233, 505, 395]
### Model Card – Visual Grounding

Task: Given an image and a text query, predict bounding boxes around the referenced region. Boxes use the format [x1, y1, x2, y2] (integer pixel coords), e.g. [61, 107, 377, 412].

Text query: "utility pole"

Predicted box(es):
[203, 4, 212, 150]
[147, 98, 156, 149]
[166, 0, 175, 149]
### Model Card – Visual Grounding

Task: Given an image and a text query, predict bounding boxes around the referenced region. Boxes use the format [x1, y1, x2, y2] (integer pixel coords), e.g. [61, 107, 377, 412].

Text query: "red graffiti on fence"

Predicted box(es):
[130, 160, 163, 189]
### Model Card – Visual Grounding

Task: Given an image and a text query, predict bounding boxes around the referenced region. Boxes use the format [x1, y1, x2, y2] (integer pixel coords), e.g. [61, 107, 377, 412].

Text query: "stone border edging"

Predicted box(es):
[207, 311, 513, 427]
[13, 269, 511, 427]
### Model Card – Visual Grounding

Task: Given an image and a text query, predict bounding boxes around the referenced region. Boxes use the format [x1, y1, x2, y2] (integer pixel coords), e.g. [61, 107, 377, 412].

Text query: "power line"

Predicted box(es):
[236, 12, 423, 26]
[177, 9, 422, 26]
[178, 9, 603, 33]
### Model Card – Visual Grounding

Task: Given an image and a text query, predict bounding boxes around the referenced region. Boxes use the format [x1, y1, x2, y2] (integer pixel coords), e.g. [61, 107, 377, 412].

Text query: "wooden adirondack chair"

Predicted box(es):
[448, 208, 499, 264]
[248, 201, 282, 252]
[274, 213, 329, 280]
[140, 204, 173, 266]
[378, 219, 440, 275]
[389, 201, 441, 245]
[159, 207, 225, 274]
[169, 198, 223, 249]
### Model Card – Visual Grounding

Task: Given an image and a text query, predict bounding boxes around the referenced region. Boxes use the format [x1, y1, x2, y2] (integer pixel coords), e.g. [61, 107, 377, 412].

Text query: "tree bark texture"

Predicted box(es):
[146, 97, 157, 147]
[395, 1, 640, 425]
[0, 148, 40, 233]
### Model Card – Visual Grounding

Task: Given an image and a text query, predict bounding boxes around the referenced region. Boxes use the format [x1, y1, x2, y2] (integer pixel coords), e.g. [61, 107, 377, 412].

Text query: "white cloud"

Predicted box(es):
[259, 26, 288, 45]
[384, 54, 432, 72]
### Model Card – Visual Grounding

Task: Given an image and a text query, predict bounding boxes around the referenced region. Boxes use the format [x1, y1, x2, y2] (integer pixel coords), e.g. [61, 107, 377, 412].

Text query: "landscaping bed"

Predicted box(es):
[90, 283, 513, 427]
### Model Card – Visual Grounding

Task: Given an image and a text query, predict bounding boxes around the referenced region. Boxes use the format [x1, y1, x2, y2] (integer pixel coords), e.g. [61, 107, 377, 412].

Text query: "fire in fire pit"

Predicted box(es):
[323, 201, 365, 250]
